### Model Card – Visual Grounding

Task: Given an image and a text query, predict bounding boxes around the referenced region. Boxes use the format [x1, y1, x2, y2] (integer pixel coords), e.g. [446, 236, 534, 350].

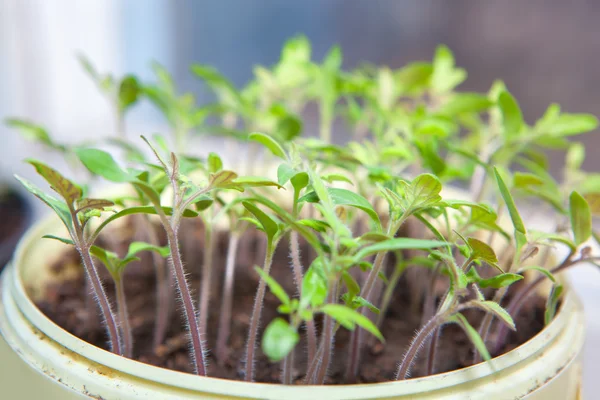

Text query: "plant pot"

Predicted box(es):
[0, 214, 586, 399]
[0, 186, 32, 271]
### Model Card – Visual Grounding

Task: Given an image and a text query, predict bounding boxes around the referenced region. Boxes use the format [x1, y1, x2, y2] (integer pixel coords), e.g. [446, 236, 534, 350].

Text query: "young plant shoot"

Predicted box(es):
[12, 39, 600, 385]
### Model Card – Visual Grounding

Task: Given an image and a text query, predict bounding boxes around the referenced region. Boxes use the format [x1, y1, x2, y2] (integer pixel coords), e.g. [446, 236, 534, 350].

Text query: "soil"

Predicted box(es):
[0, 189, 30, 269]
[34, 219, 546, 384]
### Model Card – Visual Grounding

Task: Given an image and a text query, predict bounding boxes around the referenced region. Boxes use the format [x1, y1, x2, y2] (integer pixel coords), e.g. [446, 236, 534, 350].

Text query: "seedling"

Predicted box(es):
[11, 40, 600, 386]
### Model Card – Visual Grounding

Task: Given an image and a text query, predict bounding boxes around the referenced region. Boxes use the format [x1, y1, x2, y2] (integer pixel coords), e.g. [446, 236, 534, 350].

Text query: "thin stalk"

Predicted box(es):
[376, 262, 406, 330]
[315, 281, 338, 384]
[425, 326, 441, 376]
[144, 217, 171, 349]
[282, 349, 294, 384]
[473, 286, 507, 364]
[216, 233, 241, 363]
[289, 230, 317, 363]
[395, 313, 444, 380]
[78, 245, 122, 355]
[115, 278, 133, 358]
[165, 224, 207, 375]
[198, 222, 214, 338]
[244, 240, 277, 382]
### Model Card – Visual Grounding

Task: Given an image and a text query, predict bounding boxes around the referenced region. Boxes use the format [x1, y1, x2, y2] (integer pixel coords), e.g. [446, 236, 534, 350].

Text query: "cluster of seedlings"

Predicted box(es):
[8, 37, 600, 384]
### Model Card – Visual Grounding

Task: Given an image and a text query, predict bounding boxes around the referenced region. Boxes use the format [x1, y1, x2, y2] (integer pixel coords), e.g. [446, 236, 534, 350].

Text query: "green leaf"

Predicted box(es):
[494, 167, 526, 235]
[296, 219, 329, 233]
[92, 206, 197, 241]
[545, 284, 564, 325]
[477, 273, 523, 289]
[242, 201, 279, 241]
[569, 191, 592, 245]
[277, 163, 296, 186]
[321, 304, 384, 342]
[207, 152, 223, 174]
[290, 172, 309, 192]
[406, 173, 443, 211]
[126, 241, 170, 259]
[466, 237, 500, 270]
[26, 159, 82, 204]
[350, 295, 380, 314]
[546, 113, 598, 137]
[5, 118, 54, 147]
[255, 266, 290, 306]
[321, 173, 354, 186]
[227, 176, 284, 191]
[249, 132, 286, 160]
[355, 238, 446, 261]
[15, 175, 72, 230]
[498, 90, 523, 138]
[209, 170, 238, 189]
[301, 267, 328, 308]
[118, 75, 140, 112]
[75, 148, 134, 182]
[518, 266, 556, 283]
[261, 318, 299, 362]
[451, 313, 491, 361]
[513, 172, 545, 188]
[477, 301, 516, 330]
[75, 198, 115, 214]
[42, 235, 74, 246]
[341, 271, 360, 298]
[299, 188, 381, 229]
[431, 45, 466, 94]
[438, 93, 492, 115]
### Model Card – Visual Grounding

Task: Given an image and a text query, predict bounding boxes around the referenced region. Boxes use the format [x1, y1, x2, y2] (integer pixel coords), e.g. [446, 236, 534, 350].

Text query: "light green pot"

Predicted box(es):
[0, 215, 585, 399]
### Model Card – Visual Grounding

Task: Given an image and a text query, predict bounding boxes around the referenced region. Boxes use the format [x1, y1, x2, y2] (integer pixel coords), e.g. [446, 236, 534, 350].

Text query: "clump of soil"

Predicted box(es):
[34, 220, 546, 384]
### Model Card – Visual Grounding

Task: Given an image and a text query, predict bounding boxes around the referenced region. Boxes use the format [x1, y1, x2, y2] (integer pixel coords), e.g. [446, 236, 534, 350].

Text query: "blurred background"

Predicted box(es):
[1, 0, 599, 393]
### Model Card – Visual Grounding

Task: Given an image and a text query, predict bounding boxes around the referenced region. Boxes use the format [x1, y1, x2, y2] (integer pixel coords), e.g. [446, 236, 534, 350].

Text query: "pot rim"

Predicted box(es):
[7, 213, 582, 398]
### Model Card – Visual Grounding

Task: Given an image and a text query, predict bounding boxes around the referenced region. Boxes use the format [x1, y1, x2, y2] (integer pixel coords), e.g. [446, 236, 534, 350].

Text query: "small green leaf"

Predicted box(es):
[290, 172, 309, 192]
[242, 201, 279, 241]
[473, 301, 516, 330]
[477, 273, 523, 289]
[5, 118, 54, 147]
[261, 318, 299, 362]
[403, 173, 443, 212]
[26, 159, 82, 204]
[301, 267, 328, 308]
[545, 284, 564, 325]
[518, 266, 556, 283]
[498, 90, 523, 138]
[466, 237, 500, 271]
[513, 172, 545, 188]
[438, 93, 492, 115]
[341, 271, 360, 298]
[546, 113, 598, 137]
[126, 241, 170, 258]
[118, 75, 140, 112]
[431, 45, 466, 94]
[569, 191, 592, 245]
[350, 296, 380, 314]
[296, 219, 329, 233]
[299, 188, 381, 229]
[75, 198, 115, 214]
[207, 152, 223, 174]
[209, 170, 238, 188]
[75, 148, 134, 183]
[249, 132, 286, 160]
[451, 313, 491, 361]
[494, 167, 526, 235]
[321, 173, 354, 185]
[321, 304, 384, 342]
[255, 266, 290, 306]
[277, 163, 296, 186]
[15, 175, 72, 230]
[42, 235, 74, 246]
[355, 238, 446, 260]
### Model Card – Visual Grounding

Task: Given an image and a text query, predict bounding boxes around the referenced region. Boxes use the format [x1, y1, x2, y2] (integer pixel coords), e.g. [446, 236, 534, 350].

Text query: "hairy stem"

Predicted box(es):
[396, 314, 444, 380]
[289, 230, 317, 363]
[282, 349, 294, 384]
[198, 222, 214, 338]
[144, 217, 171, 349]
[425, 326, 441, 376]
[315, 281, 338, 384]
[79, 245, 122, 355]
[216, 233, 241, 363]
[115, 278, 133, 358]
[244, 240, 276, 382]
[165, 224, 207, 375]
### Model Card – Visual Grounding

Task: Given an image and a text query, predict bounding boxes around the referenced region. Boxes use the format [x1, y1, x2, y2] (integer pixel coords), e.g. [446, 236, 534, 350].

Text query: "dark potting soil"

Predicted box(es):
[34, 220, 546, 384]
